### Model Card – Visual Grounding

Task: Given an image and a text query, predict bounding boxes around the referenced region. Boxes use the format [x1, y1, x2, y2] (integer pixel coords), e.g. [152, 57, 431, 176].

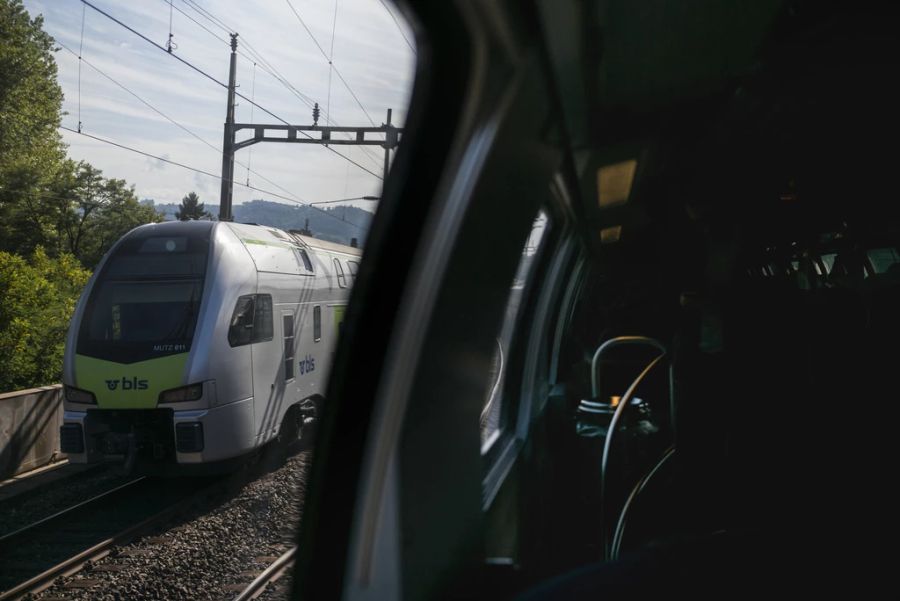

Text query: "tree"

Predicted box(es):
[0, 248, 90, 391]
[60, 162, 163, 267]
[175, 191, 211, 221]
[0, 0, 67, 255]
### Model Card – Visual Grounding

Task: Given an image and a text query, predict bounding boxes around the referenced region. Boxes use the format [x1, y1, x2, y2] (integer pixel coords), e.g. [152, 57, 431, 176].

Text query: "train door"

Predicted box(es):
[246, 289, 276, 445]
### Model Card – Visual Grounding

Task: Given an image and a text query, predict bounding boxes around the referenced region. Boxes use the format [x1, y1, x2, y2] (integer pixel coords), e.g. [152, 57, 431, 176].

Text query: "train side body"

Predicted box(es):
[60, 220, 358, 470]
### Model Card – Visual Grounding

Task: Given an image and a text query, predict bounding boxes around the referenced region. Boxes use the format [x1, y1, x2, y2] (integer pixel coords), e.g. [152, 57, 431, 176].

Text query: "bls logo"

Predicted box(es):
[299, 355, 316, 376]
[104, 377, 149, 391]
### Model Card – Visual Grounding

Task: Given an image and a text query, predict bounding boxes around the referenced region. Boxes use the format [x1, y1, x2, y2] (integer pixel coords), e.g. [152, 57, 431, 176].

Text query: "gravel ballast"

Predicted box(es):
[35, 451, 310, 601]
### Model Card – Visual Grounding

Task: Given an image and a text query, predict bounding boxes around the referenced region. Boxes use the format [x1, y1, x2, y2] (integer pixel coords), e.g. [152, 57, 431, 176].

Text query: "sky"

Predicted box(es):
[22, 0, 416, 212]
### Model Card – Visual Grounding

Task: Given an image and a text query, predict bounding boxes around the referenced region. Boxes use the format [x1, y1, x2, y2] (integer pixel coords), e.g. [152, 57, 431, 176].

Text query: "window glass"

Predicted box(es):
[867, 247, 900, 274]
[228, 295, 256, 347]
[34, 0, 415, 593]
[299, 249, 314, 272]
[284, 314, 295, 380]
[228, 294, 273, 347]
[104, 235, 209, 279]
[254, 295, 274, 341]
[78, 280, 202, 363]
[334, 258, 347, 287]
[481, 211, 549, 449]
[314, 305, 322, 342]
[77, 227, 209, 363]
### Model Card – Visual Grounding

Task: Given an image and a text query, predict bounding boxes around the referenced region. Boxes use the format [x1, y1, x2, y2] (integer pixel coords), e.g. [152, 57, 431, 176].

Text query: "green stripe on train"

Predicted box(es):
[333, 305, 346, 330]
[75, 353, 189, 409]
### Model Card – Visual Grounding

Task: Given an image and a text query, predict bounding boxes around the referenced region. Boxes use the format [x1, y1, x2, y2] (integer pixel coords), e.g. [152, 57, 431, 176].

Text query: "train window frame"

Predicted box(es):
[480, 190, 578, 507]
[334, 258, 347, 288]
[283, 312, 295, 381]
[867, 247, 900, 274]
[227, 294, 274, 347]
[347, 260, 360, 279]
[228, 296, 255, 347]
[481, 210, 551, 452]
[298, 248, 314, 272]
[314, 305, 322, 342]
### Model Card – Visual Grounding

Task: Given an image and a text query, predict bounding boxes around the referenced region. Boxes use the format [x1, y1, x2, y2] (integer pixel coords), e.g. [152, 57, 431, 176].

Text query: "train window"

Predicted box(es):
[314, 305, 322, 342]
[104, 234, 209, 279]
[481, 211, 549, 450]
[78, 280, 203, 363]
[284, 313, 295, 380]
[138, 236, 187, 253]
[255, 295, 274, 341]
[228, 294, 274, 347]
[868, 247, 900, 274]
[347, 260, 359, 278]
[334, 258, 347, 288]
[298, 249, 314, 272]
[228, 296, 255, 347]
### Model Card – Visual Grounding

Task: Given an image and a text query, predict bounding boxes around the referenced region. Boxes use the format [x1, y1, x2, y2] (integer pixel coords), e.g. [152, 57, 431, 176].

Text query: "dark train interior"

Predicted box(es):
[294, 1, 898, 598]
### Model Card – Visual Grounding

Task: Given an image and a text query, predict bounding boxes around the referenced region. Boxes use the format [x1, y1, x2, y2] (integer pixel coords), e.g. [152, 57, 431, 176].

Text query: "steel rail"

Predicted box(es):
[232, 546, 297, 601]
[0, 479, 222, 601]
[0, 477, 145, 550]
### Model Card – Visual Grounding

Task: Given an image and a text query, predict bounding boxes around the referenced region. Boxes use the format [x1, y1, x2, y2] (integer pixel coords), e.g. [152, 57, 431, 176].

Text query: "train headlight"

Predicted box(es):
[158, 383, 203, 403]
[65, 385, 96, 404]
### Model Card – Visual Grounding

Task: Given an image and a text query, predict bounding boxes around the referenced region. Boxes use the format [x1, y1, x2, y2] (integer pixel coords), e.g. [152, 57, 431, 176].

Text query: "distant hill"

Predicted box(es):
[148, 199, 374, 246]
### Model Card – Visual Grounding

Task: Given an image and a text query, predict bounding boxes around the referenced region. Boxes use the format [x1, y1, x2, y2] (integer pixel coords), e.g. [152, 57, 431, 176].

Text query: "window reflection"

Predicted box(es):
[481, 212, 548, 449]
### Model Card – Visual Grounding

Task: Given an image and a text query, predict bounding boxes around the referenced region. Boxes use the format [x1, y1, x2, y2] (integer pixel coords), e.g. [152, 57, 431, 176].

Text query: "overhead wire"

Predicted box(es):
[55, 39, 310, 210]
[77, 3, 85, 132]
[284, 0, 377, 127]
[24, 188, 129, 212]
[280, 0, 387, 171]
[326, 0, 339, 128]
[181, 0, 232, 36]
[60, 126, 367, 230]
[77, 0, 382, 179]
[166, 2, 325, 121]
[377, 0, 416, 54]
[168, 0, 229, 45]
[169, 0, 384, 172]
[170, 3, 319, 109]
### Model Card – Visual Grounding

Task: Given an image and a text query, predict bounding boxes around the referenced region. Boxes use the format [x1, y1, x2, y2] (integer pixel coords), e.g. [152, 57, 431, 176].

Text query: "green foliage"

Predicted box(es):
[0, 0, 67, 255]
[0, 248, 90, 391]
[0, 2, 162, 269]
[57, 162, 163, 268]
[175, 191, 211, 221]
[0, 1, 165, 391]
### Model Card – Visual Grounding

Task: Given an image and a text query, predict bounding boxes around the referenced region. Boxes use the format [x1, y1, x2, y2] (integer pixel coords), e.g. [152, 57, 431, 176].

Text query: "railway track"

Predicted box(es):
[0, 475, 222, 600]
[230, 546, 297, 601]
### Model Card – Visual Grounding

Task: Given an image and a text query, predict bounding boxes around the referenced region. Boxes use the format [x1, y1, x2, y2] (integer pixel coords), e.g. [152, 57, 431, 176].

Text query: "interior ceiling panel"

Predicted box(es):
[592, 0, 783, 110]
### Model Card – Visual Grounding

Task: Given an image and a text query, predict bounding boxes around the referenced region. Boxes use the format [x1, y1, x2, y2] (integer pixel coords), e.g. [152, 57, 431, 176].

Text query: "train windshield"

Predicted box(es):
[76, 230, 210, 363]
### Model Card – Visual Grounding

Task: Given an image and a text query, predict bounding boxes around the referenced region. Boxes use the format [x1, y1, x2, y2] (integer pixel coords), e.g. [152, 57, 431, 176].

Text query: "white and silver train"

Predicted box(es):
[59, 220, 360, 471]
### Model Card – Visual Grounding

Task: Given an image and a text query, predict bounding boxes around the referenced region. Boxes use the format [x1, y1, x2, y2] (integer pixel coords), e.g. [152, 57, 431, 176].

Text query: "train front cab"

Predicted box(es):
[294, 1, 898, 599]
[60, 221, 343, 472]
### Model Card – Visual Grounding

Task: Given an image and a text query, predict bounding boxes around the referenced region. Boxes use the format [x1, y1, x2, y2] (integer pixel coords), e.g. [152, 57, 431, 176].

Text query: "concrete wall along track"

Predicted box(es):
[0, 385, 64, 480]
